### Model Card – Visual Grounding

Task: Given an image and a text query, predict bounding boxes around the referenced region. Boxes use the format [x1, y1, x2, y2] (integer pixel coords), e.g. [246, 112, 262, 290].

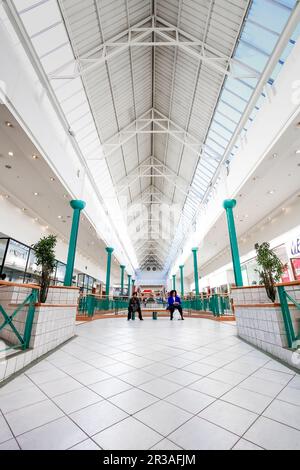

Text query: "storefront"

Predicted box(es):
[287, 233, 300, 280]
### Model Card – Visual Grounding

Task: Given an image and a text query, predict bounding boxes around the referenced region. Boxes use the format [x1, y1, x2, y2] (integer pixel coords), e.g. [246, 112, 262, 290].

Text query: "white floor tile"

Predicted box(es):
[89, 377, 133, 398]
[138, 378, 183, 398]
[263, 399, 300, 430]
[188, 377, 233, 398]
[0, 438, 20, 450]
[93, 417, 162, 450]
[253, 368, 294, 386]
[168, 416, 239, 450]
[151, 439, 181, 450]
[166, 388, 215, 414]
[183, 362, 217, 376]
[233, 439, 264, 450]
[135, 401, 192, 435]
[244, 417, 300, 450]
[74, 369, 111, 386]
[238, 376, 286, 398]
[37, 376, 83, 398]
[208, 369, 248, 386]
[70, 439, 101, 450]
[5, 400, 64, 436]
[70, 401, 128, 436]
[222, 387, 274, 414]
[0, 386, 47, 414]
[53, 387, 102, 414]
[119, 370, 155, 386]
[199, 400, 258, 436]
[142, 363, 177, 377]
[109, 388, 158, 414]
[25, 368, 68, 385]
[0, 414, 13, 444]
[102, 363, 136, 376]
[58, 362, 94, 376]
[163, 370, 200, 386]
[17, 416, 87, 450]
[287, 376, 300, 390]
[162, 356, 194, 368]
[277, 386, 300, 407]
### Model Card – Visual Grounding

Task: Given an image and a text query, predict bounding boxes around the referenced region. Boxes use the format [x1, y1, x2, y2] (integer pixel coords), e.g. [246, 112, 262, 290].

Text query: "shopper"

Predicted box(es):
[128, 292, 144, 321]
[167, 290, 184, 320]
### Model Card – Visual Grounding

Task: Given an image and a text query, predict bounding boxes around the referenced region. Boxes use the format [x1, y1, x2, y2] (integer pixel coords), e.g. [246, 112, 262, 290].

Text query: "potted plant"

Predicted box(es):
[32, 235, 57, 303]
[255, 242, 287, 302]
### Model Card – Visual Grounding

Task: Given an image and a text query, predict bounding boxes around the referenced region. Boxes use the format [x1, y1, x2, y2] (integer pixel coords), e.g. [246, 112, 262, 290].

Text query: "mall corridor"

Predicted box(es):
[1, 0, 300, 454]
[1, 318, 299, 451]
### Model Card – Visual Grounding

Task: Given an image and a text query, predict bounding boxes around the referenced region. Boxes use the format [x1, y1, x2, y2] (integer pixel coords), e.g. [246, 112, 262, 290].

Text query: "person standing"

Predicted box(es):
[167, 290, 184, 320]
[128, 292, 144, 321]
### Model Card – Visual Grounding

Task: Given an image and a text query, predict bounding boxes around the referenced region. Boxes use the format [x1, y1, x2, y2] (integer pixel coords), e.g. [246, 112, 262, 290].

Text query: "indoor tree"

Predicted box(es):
[255, 242, 286, 302]
[32, 235, 57, 303]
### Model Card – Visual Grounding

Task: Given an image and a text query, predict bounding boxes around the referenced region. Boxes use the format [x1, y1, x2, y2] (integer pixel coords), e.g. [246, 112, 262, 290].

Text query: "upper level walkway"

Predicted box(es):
[0, 317, 299, 450]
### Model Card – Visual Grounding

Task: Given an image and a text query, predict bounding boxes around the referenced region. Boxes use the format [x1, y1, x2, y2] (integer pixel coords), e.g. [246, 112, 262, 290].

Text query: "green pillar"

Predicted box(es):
[105, 247, 114, 297]
[120, 265, 125, 295]
[179, 265, 184, 297]
[223, 199, 243, 287]
[192, 248, 199, 297]
[132, 279, 135, 293]
[172, 274, 176, 291]
[64, 200, 86, 286]
[127, 274, 132, 298]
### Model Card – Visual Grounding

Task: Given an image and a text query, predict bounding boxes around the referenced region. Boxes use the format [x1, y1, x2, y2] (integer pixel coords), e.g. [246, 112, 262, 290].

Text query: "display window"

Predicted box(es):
[291, 258, 300, 281]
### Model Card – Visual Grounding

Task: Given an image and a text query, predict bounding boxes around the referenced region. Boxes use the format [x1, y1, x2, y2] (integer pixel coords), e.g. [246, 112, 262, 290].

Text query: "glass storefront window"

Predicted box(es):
[0, 239, 8, 270]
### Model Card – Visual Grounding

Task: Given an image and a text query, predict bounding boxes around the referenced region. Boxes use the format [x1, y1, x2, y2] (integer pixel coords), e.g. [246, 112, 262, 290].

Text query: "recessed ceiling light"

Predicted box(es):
[295, 150, 300, 154]
[32, 154, 39, 160]
[272, 153, 278, 158]
[34, 192, 39, 196]
[58, 215, 62, 219]
[50, 177, 55, 182]
[8, 151, 13, 157]
[22, 208, 26, 212]
[5, 195, 9, 199]
[268, 190, 275, 195]
[5, 121, 13, 128]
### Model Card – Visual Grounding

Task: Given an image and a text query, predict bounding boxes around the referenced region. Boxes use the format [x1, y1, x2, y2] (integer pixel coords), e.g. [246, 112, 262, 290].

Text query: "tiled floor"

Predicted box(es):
[0, 318, 299, 450]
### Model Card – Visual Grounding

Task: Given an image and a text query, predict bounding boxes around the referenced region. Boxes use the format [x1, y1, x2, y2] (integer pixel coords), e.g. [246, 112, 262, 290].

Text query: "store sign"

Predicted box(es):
[290, 237, 300, 257]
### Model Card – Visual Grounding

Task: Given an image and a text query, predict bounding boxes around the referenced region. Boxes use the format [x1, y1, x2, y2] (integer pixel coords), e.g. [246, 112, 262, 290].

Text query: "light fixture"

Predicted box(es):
[58, 215, 62, 219]
[8, 151, 13, 157]
[268, 190, 275, 195]
[5, 121, 13, 128]
[22, 208, 26, 212]
[272, 153, 278, 159]
[5, 195, 9, 199]
[50, 177, 55, 182]
[296, 150, 300, 154]
[34, 192, 39, 196]
[32, 154, 39, 160]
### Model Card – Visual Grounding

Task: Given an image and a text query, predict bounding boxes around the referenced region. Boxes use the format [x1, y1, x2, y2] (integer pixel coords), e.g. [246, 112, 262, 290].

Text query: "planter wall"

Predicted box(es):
[0, 283, 79, 383]
[232, 285, 300, 371]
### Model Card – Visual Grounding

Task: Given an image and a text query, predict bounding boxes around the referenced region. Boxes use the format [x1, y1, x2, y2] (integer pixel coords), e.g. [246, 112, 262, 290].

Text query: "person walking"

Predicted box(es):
[167, 290, 184, 320]
[128, 292, 144, 321]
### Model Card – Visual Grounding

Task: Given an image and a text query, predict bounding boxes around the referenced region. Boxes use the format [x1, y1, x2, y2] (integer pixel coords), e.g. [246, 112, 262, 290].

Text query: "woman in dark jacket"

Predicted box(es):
[128, 292, 144, 321]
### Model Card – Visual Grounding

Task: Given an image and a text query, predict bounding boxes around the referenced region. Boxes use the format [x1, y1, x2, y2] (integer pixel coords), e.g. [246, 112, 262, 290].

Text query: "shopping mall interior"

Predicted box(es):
[0, 0, 300, 452]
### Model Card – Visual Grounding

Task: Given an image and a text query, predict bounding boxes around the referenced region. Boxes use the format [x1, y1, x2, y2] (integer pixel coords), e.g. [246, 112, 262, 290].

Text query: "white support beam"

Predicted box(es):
[48, 16, 260, 81]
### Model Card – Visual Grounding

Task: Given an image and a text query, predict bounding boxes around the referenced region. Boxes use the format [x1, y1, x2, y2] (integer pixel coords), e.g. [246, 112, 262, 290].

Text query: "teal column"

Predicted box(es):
[127, 274, 132, 298]
[223, 199, 243, 287]
[64, 200, 86, 286]
[192, 248, 199, 297]
[120, 265, 125, 295]
[172, 274, 176, 291]
[105, 247, 114, 296]
[179, 265, 184, 297]
[132, 279, 135, 293]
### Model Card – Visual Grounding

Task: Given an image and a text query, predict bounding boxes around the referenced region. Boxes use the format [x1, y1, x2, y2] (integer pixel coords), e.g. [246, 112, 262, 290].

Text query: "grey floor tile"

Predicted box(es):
[199, 400, 258, 436]
[93, 417, 162, 450]
[70, 401, 128, 436]
[168, 416, 239, 450]
[5, 400, 64, 436]
[244, 417, 300, 450]
[135, 401, 192, 435]
[17, 416, 87, 450]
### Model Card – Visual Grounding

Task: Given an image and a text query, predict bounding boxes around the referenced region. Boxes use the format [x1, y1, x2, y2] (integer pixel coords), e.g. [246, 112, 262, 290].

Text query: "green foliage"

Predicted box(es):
[32, 235, 57, 303]
[255, 242, 286, 302]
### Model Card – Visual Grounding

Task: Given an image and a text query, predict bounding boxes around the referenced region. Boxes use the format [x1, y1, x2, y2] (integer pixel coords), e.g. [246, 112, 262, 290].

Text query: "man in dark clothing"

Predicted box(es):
[128, 292, 144, 321]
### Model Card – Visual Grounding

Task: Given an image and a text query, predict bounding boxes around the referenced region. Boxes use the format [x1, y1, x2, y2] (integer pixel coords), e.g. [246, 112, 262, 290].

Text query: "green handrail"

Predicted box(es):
[0, 288, 38, 351]
[277, 286, 300, 349]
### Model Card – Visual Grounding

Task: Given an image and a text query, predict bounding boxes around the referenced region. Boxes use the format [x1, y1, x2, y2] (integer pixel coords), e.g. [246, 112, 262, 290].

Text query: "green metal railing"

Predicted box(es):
[0, 288, 38, 353]
[277, 286, 300, 349]
[78, 295, 129, 317]
[182, 294, 232, 317]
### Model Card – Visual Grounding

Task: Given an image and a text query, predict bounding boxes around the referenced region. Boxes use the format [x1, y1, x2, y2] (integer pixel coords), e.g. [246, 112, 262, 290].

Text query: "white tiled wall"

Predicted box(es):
[232, 287, 300, 371]
[0, 285, 79, 383]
